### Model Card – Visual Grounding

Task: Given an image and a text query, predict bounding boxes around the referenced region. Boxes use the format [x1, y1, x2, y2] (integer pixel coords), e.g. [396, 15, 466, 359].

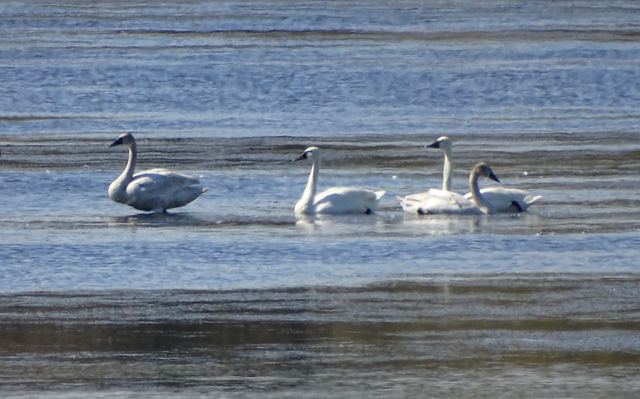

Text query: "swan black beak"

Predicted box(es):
[110, 136, 124, 147]
[294, 152, 308, 162]
[426, 140, 440, 149]
[489, 171, 500, 183]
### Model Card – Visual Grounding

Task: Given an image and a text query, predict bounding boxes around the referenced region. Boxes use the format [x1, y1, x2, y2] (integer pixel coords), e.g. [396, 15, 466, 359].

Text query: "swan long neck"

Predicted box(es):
[121, 140, 137, 183]
[299, 155, 319, 212]
[109, 136, 137, 204]
[469, 168, 491, 215]
[442, 149, 453, 191]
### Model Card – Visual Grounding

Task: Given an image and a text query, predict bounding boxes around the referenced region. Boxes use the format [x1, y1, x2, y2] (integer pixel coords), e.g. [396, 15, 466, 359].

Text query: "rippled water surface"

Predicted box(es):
[1, 1, 640, 397]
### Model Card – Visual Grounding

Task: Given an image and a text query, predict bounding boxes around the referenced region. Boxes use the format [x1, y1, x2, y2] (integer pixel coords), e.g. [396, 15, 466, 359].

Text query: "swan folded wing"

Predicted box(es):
[126, 169, 205, 211]
[401, 189, 482, 215]
[399, 190, 432, 205]
[463, 187, 540, 212]
[136, 168, 202, 185]
[314, 186, 384, 214]
[398, 190, 435, 213]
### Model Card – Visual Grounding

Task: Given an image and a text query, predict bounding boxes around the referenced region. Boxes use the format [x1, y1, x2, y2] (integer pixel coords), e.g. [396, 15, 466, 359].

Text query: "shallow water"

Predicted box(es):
[1, 0, 640, 397]
[1, 277, 640, 398]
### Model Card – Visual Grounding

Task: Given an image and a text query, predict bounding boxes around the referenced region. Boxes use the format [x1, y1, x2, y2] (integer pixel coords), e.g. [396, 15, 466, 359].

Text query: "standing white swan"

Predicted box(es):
[108, 133, 207, 213]
[400, 136, 540, 213]
[401, 162, 501, 215]
[294, 146, 385, 216]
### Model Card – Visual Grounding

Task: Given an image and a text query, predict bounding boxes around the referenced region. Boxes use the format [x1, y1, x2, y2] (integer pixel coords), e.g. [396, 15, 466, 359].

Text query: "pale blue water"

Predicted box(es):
[2, 1, 640, 138]
[1, 1, 640, 397]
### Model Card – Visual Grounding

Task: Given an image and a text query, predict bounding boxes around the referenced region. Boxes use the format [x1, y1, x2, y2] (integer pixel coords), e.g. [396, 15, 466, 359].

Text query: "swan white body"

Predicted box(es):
[108, 133, 207, 212]
[400, 162, 500, 215]
[399, 188, 482, 215]
[400, 136, 540, 213]
[463, 187, 542, 213]
[294, 146, 385, 216]
[399, 136, 461, 213]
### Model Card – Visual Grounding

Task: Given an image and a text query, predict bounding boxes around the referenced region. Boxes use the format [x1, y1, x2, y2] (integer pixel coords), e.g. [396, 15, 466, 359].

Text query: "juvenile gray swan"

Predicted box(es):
[401, 162, 501, 215]
[294, 146, 385, 216]
[108, 133, 207, 213]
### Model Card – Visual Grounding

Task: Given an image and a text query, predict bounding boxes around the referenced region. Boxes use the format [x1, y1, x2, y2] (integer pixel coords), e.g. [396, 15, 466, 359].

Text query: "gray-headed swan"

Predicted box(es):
[463, 186, 541, 213]
[108, 133, 207, 213]
[401, 162, 500, 215]
[294, 146, 385, 216]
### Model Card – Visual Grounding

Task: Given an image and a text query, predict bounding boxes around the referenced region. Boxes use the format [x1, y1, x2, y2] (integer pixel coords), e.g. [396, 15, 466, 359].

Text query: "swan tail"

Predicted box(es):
[396, 194, 411, 207]
[397, 194, 423, 214]
[524, 194, 542, 206]
[374, 190, 386, 200]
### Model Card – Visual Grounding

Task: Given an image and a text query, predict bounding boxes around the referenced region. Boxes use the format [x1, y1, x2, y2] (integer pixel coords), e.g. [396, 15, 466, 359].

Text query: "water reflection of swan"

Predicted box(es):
[108, 133, 207, 213]
[294, 146, 385, 216]
[108, 212, 204, 228]
[401, 136, 540, 213]
[401, 162, 500, 215]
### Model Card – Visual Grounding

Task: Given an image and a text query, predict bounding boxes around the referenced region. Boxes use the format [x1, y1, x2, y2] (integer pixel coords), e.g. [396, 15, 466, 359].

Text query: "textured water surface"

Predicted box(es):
[1, 277, 639, 398]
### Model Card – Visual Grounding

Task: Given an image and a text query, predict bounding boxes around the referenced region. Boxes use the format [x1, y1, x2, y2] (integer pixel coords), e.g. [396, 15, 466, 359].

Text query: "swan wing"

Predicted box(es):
[126, 169, 206, 211]
[314, 186, 385, 214]
[398, 190, 434, 213]
[463, 187, 541, 212]
[400, 189, 482, 215]
[399, 190, 435, 204]
[135, 168, 202, 185]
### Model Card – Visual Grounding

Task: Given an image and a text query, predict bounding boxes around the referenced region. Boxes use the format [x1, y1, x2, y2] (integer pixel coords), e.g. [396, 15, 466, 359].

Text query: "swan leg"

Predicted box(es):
[510, 201, 524, 213]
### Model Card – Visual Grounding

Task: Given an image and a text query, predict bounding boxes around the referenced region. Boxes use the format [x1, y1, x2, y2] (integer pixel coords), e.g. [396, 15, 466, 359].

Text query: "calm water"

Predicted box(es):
[1, 1, 640, 397]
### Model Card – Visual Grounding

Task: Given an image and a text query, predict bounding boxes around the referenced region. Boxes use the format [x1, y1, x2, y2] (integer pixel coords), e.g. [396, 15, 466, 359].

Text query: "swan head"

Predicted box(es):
[295, 146, 320, 162]
[110, 132, 135, 147]
[426, 136, 453, 152]
[474, 162, 500, 183]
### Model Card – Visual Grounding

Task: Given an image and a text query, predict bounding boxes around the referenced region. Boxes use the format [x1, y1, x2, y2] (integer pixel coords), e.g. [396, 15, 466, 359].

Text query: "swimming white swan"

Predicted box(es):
[401, 162, 501, 215]
[401, 136, 541, 213]
[398, 135, 458, 213]
[294, 146, 385, 216]
[108, 133, 207, 213]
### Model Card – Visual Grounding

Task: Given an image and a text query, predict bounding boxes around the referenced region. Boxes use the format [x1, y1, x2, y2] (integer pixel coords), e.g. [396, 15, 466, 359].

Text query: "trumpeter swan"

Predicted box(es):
[294, 146, 385, 216]
[401, 162, 501, 215]
[399, 136, 457, 213]
[108, 133, 207, 213]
